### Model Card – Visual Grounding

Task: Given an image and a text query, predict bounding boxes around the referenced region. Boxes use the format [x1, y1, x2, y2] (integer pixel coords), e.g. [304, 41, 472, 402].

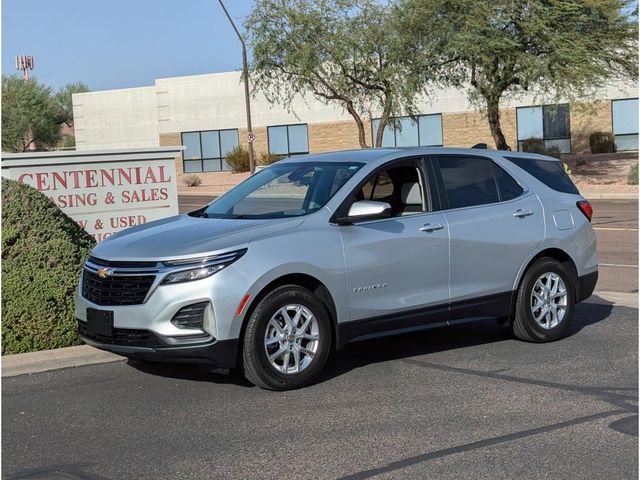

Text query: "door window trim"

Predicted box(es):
[330, 156, 434, 225]
[429, 154, 528, 212]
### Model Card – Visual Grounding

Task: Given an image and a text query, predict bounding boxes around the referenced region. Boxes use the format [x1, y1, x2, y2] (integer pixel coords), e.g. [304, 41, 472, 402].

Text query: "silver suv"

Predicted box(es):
[76, 148, 598, 390]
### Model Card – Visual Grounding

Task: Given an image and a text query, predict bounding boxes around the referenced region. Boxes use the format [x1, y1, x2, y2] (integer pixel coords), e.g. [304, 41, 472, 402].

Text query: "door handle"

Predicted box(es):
[420, 223, 444, 233]
[513, 209, 534, 218]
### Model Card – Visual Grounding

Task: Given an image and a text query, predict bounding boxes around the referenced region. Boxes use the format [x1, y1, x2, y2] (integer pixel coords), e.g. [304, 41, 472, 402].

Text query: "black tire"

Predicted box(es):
[512, 258, 576, 343]
[242, 285, 332, 390]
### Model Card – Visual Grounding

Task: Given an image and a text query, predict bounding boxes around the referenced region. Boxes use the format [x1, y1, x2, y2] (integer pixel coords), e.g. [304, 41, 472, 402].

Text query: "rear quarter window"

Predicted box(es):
[505, 156, 579, 195]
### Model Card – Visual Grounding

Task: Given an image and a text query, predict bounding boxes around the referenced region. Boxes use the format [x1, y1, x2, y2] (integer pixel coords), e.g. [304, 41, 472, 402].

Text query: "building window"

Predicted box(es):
[612, 98, 638, 151]
[267, 124, 309, 157]
[181, 129, 239, 173]
[516, 104, 571, 153]
[371, 114, 443, 147]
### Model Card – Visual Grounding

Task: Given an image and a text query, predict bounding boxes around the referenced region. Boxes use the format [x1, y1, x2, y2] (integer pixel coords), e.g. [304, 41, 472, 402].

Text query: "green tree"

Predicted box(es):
[398, 0, 638, 150]
[55, 81, 89, 128]
[2, 75, 62, 152]
[246, 0, 428, 148]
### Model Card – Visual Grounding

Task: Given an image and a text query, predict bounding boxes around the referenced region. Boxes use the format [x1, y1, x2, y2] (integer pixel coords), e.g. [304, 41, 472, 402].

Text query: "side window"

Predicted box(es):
[505, 156, 579, 195]
[437, 156, 499, 209]
[354, 163, 426, 217]
[492, 163, 524, 201]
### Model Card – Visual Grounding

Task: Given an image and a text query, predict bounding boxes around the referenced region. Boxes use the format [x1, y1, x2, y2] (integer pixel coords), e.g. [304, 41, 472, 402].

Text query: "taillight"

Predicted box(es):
[577, 200, 593, 222]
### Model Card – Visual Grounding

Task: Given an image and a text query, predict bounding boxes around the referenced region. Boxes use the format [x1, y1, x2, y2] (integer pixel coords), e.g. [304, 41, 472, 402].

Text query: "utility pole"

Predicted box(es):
[217, 0, 255, 174]
[15, 54, 34, 81]
[16, 55, 36, 150]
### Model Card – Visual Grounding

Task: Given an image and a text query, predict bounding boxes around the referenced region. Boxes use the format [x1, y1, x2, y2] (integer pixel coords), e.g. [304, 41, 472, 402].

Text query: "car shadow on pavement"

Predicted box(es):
[125, 359, 254, 387]
[125, 301, 614, 388]
[321, 300, 614, 385]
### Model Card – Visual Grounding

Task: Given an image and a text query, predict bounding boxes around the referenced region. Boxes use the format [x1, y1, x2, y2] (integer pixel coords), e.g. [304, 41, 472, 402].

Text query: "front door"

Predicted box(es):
[338, 159, 450, 326]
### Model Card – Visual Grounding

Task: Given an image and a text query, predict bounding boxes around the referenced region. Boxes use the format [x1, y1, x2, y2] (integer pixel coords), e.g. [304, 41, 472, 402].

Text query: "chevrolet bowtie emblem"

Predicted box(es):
[96, 267, 112, 279]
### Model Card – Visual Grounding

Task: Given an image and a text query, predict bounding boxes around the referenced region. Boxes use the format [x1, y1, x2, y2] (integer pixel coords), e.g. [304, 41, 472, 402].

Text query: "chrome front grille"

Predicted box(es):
[81, 257, 159, 306]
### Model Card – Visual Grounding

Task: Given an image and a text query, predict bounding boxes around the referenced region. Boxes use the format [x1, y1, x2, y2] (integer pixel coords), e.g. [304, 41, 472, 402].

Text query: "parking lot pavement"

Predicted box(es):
[3, 297, 637, 480]
[591, 200, 638, 294]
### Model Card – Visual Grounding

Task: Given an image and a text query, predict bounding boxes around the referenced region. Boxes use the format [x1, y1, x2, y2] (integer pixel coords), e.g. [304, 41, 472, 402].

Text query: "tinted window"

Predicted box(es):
[267, 124, 309, 157]
[543, 104, 570, 139]
[505, 157, 579, 195]
[437, 156, 498, 209]
[492, 164, 524, 201]
[371, 114, 443, 147]
[517, 104, 571, 154]
[612, 98, 639, 151]
[181, 129, 238, 172]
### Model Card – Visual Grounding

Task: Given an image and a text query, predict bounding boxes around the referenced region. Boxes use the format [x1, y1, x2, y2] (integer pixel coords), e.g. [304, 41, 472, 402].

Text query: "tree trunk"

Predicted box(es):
[344, 102, 369, 148]
[486, 95, 511, 151]
[375, 89, 393, 148]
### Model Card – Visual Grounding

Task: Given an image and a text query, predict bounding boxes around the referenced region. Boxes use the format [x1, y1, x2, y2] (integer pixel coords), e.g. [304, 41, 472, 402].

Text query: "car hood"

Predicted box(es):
[91, 214, 304, 262]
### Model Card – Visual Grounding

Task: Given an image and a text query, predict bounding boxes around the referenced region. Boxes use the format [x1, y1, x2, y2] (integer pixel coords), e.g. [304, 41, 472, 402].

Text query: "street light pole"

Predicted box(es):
[217, 0, 255, 174]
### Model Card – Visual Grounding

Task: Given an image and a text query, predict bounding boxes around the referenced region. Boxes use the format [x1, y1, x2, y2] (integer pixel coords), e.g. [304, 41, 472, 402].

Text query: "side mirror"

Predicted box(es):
[337, 200, 392, 225]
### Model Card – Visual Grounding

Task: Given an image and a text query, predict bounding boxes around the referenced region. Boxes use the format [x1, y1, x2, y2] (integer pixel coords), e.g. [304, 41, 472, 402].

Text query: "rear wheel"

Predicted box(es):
[512, 258, 576, 342]
[242, 285, 331, 390]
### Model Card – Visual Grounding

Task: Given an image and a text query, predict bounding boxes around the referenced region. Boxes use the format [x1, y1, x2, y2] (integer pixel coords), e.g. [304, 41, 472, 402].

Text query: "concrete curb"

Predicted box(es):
[588, 291, 638, 309]
[177, 191, 221, 198]
[1, 345, 124, 378]
[582, 192, 638, 200]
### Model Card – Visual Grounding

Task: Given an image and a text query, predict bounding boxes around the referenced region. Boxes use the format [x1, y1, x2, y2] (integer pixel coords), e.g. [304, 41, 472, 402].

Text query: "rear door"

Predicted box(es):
[431, 155, 544, 318]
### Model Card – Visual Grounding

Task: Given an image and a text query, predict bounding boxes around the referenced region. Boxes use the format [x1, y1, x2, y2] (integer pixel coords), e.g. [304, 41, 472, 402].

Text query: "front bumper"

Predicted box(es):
[78, 321, 239, 367]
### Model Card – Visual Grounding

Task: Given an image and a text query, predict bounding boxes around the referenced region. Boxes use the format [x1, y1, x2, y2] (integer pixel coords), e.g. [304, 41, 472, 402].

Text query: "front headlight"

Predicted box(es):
[161, 249, 246, 285]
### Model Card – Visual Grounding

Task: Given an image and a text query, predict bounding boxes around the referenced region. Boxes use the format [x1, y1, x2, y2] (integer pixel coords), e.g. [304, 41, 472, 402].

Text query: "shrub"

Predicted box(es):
[1, 178, 95, 354]
[589, 131, 614, 154]
[628, 163, 638, 185]
[257, 151, 284, 166]
[520, 138, 545, 153]
[520, 138, 562, 160]
[182, 173, 202, 187]
[225, 145, 250, 172]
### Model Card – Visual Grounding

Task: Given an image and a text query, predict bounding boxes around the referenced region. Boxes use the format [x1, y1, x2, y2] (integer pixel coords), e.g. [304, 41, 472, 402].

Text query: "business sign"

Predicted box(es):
[1, 147, 182, 242]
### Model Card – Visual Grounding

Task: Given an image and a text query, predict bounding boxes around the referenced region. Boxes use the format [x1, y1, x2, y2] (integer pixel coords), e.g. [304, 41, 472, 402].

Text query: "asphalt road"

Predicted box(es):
[590, 200, 638, 294]
[2, 199, 637, 479]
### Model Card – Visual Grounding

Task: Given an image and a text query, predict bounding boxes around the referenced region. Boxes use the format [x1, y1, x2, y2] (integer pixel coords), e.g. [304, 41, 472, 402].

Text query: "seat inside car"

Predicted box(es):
[400, 182, 422, 215]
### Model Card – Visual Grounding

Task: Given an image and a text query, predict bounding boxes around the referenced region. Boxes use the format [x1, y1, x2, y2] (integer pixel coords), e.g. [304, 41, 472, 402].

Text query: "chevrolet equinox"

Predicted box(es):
[76, 148, 598, 390]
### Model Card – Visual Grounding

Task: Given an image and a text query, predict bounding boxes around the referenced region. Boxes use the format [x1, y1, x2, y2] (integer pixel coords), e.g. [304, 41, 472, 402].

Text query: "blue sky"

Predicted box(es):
[2, 0, 254, 91]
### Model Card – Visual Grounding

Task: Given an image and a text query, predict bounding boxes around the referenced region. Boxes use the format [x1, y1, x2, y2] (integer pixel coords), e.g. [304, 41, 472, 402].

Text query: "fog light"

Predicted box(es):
[171, 302, 208, 329]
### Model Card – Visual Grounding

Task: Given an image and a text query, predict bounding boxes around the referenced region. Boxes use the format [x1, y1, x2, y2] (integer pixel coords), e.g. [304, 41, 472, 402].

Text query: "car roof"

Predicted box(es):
[278, 147, 559, 165]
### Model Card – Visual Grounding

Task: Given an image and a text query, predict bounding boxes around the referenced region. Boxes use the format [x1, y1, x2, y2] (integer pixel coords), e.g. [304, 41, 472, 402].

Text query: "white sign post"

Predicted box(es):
[1, 147, 182, 242]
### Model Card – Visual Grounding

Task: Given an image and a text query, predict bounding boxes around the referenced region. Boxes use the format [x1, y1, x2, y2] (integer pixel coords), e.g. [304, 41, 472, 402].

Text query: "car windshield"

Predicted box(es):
[194, 161, 363, 219]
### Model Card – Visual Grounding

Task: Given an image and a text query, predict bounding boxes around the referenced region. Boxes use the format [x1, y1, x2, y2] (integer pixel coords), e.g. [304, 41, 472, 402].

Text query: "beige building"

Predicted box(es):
[73, 71, 638, 175]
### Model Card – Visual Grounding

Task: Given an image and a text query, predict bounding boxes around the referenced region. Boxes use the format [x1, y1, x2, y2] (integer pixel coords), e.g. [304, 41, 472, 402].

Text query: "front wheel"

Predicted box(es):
[512, 258, 576, 342]
[242, 285, 331, 390]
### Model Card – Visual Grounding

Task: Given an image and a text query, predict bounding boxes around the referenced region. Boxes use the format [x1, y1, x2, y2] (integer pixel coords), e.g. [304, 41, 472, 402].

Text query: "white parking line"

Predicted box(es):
[599, 263, 638, 268]
[593, 227, 639, 232]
